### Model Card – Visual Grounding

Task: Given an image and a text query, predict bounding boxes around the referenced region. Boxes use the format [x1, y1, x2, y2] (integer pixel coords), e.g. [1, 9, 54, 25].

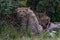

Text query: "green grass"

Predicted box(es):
[0, 20, 60, 40]
[0, 26, 60, 40]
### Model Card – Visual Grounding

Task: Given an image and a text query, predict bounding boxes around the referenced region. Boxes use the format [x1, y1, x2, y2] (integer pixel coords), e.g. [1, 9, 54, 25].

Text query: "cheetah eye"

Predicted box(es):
[23, 11, 25, 12]
[19, 11, 21, 12]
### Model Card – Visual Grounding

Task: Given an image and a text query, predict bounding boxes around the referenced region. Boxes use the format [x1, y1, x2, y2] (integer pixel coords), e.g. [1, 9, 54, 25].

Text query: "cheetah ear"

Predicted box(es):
[25, 8, 28, 11]
[26, 7, 31, 11]
[25, 7, 30, 11]
[17, 8, 20, 10]
[17, 8, 20, 12]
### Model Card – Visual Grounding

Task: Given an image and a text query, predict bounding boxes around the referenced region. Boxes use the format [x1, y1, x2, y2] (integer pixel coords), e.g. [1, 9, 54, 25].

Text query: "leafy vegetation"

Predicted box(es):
[36, 0, 60, 22]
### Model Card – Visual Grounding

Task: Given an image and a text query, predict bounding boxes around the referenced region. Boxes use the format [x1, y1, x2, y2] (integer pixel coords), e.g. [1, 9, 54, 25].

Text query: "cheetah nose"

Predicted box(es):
[20, 14, 25, 17]
[21, 14, 23, 16]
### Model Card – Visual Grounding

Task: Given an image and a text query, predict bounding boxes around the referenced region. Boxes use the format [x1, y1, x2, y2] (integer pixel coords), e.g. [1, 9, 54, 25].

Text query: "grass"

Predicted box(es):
[0, 26, 60, 40]
[0, 20, 60, 40]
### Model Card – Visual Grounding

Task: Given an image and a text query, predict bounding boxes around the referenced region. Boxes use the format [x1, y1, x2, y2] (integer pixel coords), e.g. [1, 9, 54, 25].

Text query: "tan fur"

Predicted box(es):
[17, 7, 43, 36]
[35, 12, 50, 30]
